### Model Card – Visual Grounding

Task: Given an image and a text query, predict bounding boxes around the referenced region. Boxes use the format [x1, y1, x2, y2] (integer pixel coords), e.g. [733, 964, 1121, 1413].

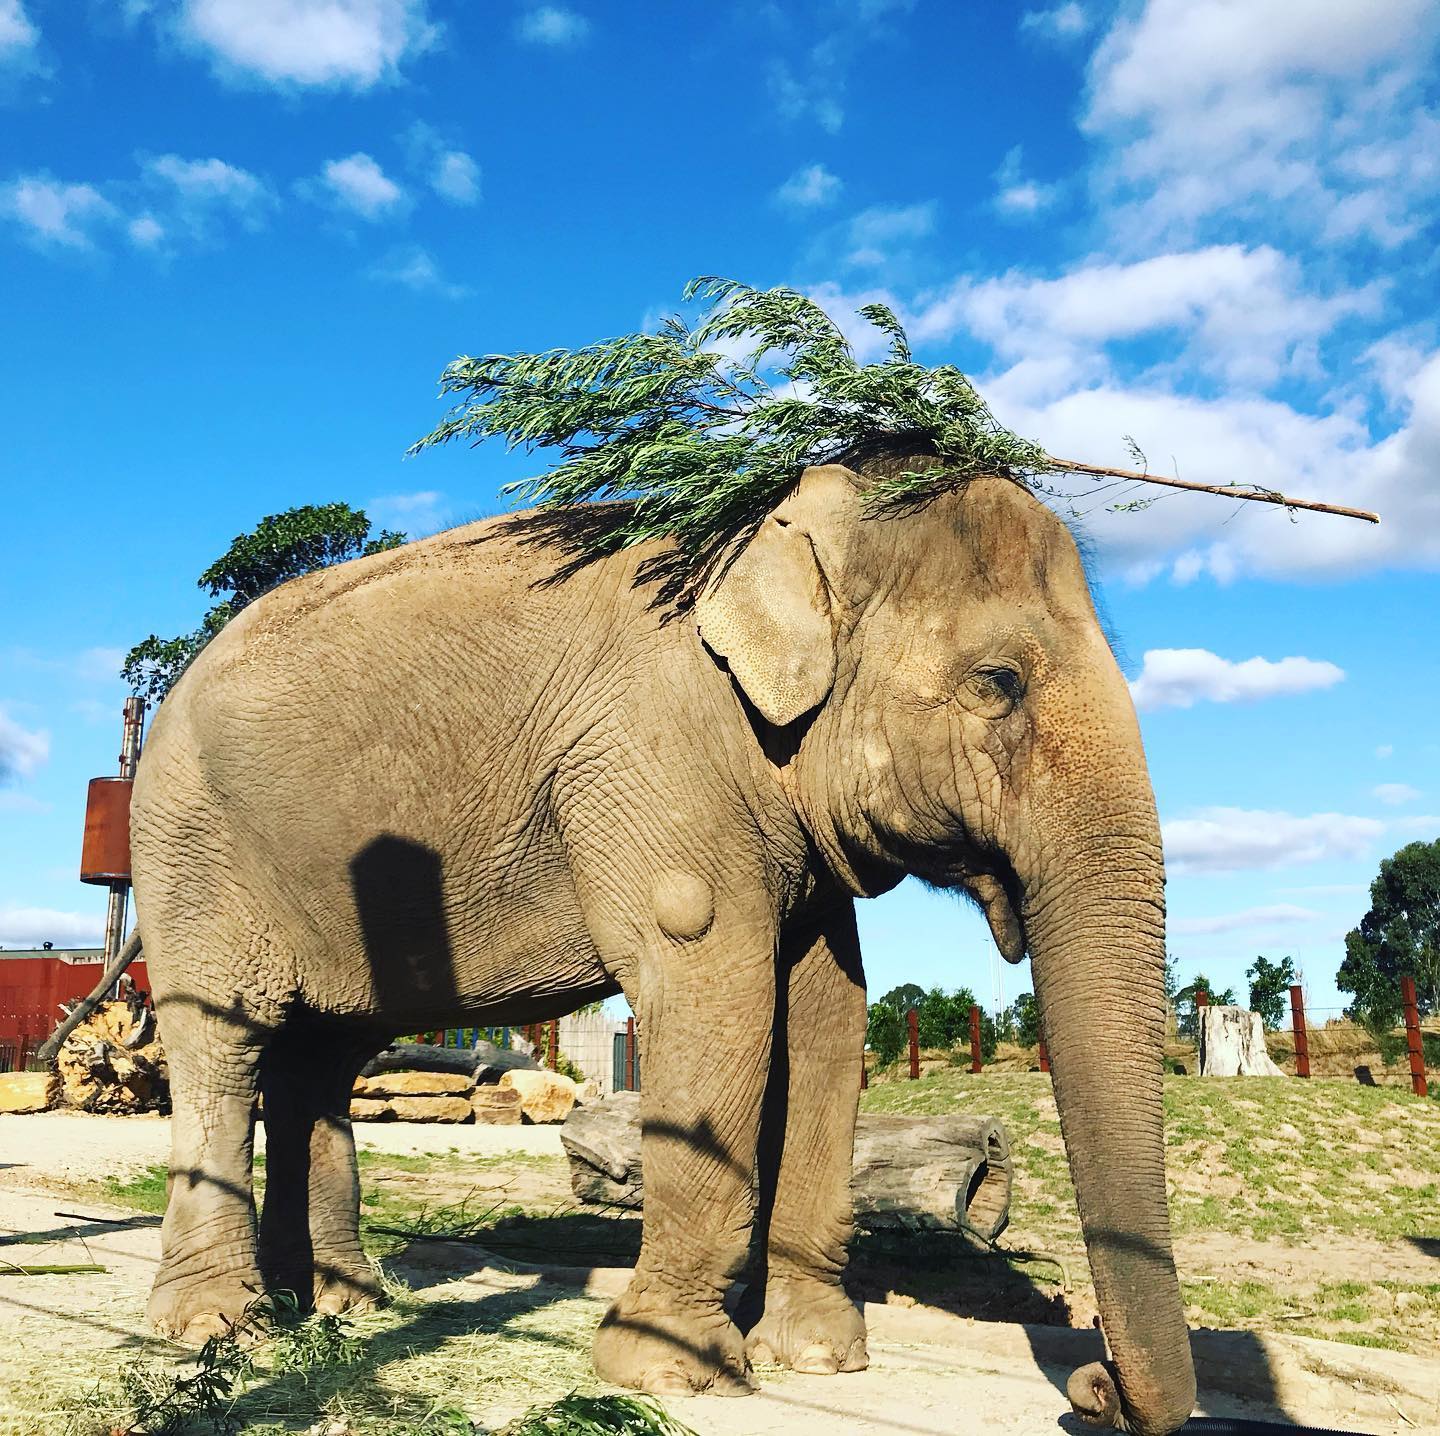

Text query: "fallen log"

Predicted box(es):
[561, 1093, 1012, 1242]
[361, 1039, 539, 1084]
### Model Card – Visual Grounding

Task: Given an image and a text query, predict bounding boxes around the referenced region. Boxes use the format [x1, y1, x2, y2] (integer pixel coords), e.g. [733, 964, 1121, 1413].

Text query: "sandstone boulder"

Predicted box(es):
[472, 1085, 523, 1125]
[386, 1095, 473, 1123]
[56, 998, 168, 1114]
[350, 1097, 393, 1122]
[0, 1070, 57, 1114]
[355, 1071, 473, 1098]
[500, 1068, 578, 1123]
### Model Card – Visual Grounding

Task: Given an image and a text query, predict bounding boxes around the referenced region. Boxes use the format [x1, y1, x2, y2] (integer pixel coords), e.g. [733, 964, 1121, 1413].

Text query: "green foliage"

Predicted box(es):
[875, 982, 925, 1016]
[504, 1393, 697, 1436]
[1246, 954, 1297, 1031]
[1339, 839, 1440, 1026]
[1175, 973, 1237, 1039]
[122, 502, 404, 704]
[1009, 991, 1042, 1048]
[410, 276, 1055, 580]
[866, 1001, 906, 1066]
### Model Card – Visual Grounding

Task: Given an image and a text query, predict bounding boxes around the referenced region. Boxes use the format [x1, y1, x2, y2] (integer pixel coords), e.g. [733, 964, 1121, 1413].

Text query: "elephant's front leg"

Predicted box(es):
[741, 901, 868, 1375]
[591, 894, 776, 1398]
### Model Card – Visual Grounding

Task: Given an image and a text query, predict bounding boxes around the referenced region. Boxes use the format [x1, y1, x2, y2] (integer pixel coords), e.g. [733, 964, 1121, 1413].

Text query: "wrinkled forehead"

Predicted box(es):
[869, 474, 1092, 615]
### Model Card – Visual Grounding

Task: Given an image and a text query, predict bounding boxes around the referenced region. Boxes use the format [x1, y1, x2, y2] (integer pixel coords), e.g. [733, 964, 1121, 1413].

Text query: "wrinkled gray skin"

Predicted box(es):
[131, 451, 1195, 1434]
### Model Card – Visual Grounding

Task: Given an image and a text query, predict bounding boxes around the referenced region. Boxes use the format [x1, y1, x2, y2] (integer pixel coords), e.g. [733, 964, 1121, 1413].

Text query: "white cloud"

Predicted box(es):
[128, 214, 165, 247]
[1376, 744, 1395, 759]
[369, 245, 467, 298]
[432, 150, 479, 204]
[316, 153, 406, 219]
[1, 176, 118, 249]
[176, 0, 437, 88]
[0, 705, 48, 781]
[1129, 648, 1344, 711]
[1082, 0, 1440, 249]
[142, 154, 275, 235]
[1390, 815, 1440, 837]
[910, 245, 1377, 390]
[1163, 807, 1384, 874]
[843, 201, 936, 267]
[0, 0, 38, 60]
[516, 5, 588, 46]
[366, 489, 449, 534]
[1171, 904, 1320, 936]
[0, 906, 102, 948]
[770, 59, 844, 134]
[1374, 782, 1421, 805]
[777, 163, 842, 209]
[993, 145, 1060, 219]
[1020, 2, 1089, 42]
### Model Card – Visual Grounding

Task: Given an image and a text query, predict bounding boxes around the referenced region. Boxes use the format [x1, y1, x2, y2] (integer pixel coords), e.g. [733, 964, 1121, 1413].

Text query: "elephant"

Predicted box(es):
[129, 439, 1196, 1434]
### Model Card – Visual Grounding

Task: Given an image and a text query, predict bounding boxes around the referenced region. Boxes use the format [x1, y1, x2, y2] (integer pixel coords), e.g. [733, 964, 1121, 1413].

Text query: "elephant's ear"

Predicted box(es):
[695, 514, 836, 727]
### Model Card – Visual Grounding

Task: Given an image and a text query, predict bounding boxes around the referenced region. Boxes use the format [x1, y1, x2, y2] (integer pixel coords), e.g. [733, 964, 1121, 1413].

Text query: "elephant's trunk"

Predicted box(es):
[1019, 837, 1195, 1433]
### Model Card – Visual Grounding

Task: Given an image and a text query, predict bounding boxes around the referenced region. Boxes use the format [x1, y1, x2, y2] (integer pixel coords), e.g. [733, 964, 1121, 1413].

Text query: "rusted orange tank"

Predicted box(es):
[80, 776, 133, 884]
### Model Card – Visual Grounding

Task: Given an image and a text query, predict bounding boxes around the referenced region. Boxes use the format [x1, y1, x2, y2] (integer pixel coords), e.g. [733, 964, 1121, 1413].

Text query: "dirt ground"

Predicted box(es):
[2, 1109, 1439, 1436]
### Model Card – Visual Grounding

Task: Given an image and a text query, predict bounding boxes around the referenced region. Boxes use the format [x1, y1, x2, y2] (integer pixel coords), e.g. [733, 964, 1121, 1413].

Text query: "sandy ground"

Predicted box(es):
[1, 1114, 1437, 1436]
[0, 1110, 564, 1189]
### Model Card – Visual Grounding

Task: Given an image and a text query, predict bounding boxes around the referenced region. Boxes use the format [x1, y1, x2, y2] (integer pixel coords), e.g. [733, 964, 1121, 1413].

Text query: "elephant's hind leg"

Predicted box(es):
[257, 1022, 389, 1316]
[147, 1002, 267, 1345]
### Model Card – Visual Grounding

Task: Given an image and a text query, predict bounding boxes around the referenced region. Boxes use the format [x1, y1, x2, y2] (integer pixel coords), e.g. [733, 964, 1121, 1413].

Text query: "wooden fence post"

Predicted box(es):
[625, 1016, 636, 1092]
[969, 1004, 982, 1073]
[1401, 976, 1428, 1098]
[1289, 984, 1310, 1079]
[1037, 1032, 1050, 1073]
[907, 1008, 920, 1080]
[547, 1018, 559, 1072]
[860, 1060, 868, 1091]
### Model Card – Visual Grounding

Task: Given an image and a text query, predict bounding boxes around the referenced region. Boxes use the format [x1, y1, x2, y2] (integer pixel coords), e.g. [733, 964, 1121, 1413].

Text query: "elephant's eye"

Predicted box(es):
[970, 664, 1025, 714]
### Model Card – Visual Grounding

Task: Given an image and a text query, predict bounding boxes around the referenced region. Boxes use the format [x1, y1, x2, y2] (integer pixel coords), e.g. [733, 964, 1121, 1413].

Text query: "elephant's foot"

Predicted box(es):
[739, 1277, 867, 1375]
[313, 1260, 385, 1316]
[148, 1273, 266, 1347]
[593, 1278, 755, 1397]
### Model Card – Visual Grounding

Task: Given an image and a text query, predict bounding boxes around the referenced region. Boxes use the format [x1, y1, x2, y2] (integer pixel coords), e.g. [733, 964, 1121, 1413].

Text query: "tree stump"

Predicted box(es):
[561, 1092, 1012, 1242]
[55, 997, 169, 1114]
[1198, 1005, 1286, 1077]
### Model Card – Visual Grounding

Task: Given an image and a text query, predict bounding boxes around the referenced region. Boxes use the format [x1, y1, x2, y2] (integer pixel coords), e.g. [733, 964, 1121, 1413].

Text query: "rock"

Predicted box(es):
[350, 1098, 393, 1122]
[472, 1085, 523, 1125]
[473, 1040, 542, 1085]
[0, 1070, 57, 1113]
[55, 997, 169, 1114]
[355, 1071, 473, 1098]
[500, 1068, 578, 1123]
[576, 1078, 601, 1103]
[1198, 1006, 1287, 1077]
[386, 1095, 473, 1123]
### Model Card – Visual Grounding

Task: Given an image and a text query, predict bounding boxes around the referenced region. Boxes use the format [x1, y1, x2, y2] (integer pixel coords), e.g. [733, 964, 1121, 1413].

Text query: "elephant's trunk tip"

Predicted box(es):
[1067, 1361, 1127, 1430]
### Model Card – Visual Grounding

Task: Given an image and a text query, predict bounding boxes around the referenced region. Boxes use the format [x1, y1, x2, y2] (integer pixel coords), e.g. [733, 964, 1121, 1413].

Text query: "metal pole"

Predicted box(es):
[1401, 976, 1428, 1099]
[105, 697, 145, 997]
[1289, 984, 1310, 1079]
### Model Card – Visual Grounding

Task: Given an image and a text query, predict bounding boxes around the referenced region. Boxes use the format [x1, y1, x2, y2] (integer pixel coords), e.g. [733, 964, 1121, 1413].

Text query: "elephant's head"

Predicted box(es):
[696, 446, 1196, 1435]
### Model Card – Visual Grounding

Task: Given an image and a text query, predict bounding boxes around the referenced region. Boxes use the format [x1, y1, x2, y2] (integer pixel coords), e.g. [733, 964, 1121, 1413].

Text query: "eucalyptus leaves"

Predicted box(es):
[409, 276, 1055, 570]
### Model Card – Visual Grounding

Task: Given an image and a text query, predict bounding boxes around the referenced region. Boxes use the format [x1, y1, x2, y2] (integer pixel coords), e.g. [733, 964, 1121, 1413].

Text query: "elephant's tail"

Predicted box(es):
[35, 930, 144, 1066]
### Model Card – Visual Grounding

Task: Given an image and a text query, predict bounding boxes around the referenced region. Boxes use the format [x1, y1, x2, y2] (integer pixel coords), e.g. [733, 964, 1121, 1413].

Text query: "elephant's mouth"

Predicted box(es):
[922, 851, 1028, 965]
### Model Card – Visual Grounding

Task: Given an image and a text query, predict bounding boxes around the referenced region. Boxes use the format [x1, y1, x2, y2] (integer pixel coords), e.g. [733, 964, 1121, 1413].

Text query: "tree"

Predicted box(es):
[875, 982, 926, 1018]
[865, 1003, 906, 1066]
[1246, 955, 1296, 1031]
[1010, 991, 1042, 1048]
[1338, 839, 1440, 1027]
[122, 503, 404, 704]
[1175, 974, 1236, 1040]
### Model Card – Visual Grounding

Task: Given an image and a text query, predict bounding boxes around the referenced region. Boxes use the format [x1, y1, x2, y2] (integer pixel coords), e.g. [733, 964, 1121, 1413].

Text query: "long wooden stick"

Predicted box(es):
[1046, 455, 1380, 525]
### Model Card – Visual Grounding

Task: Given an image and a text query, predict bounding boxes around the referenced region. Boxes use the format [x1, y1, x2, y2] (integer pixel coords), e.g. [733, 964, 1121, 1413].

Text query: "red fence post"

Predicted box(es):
[547, 1017, 559, 1072]
[625, 1016, 637, 1092]
[969, 1004, 982, 1074]
[1037, 1032, 1050, 1073]
[1289, 984, 1310, 1079]
[907, 1008, 920, 1080]
[1401, 975, 1428, 1098]
[860, 1059, 868, 1091]
[1195, 989, 1208, 1010]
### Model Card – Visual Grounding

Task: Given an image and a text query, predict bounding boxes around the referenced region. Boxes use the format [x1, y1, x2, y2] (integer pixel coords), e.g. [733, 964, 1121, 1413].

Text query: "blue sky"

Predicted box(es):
[2, 0, 1438, 1024]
